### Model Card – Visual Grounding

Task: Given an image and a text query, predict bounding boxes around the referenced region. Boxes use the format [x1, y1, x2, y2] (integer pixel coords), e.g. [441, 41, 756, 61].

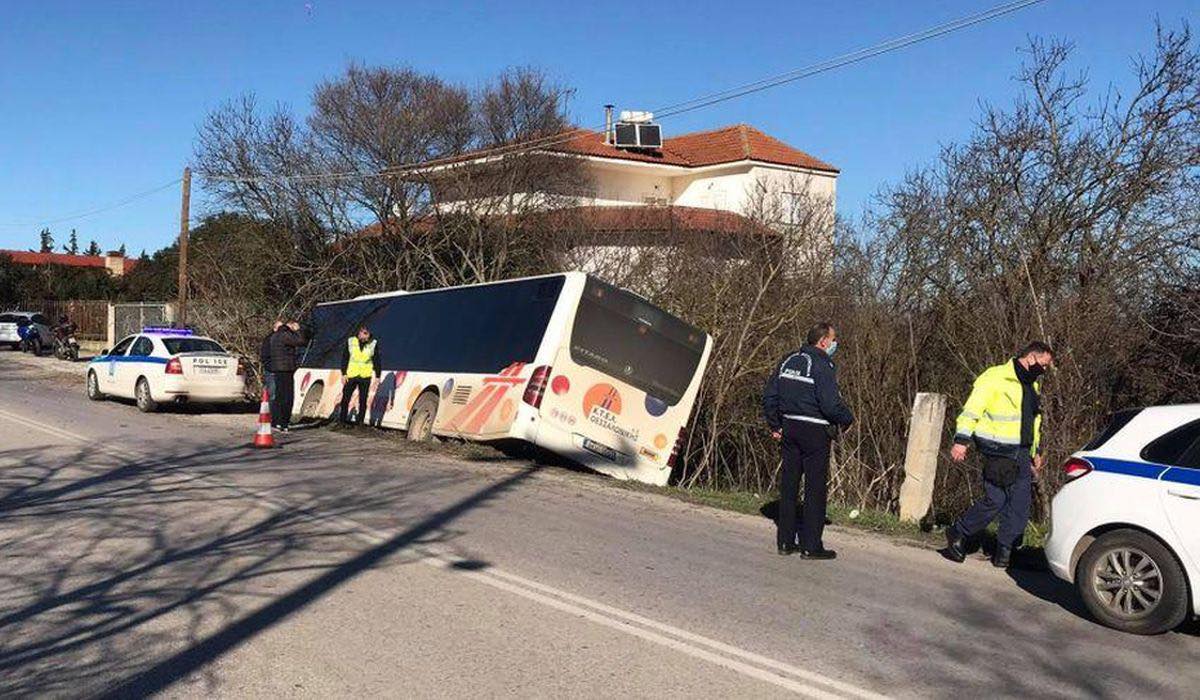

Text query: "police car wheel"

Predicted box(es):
[136, 378, 158, 413]
[1076, 529, 1189, 635]
[87, 371, 105, 401]
[407, 392, 438, 442]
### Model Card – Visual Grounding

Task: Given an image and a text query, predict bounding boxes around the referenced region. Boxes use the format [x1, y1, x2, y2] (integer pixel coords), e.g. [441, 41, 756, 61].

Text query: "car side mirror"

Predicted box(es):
[100, 348, 110, 356]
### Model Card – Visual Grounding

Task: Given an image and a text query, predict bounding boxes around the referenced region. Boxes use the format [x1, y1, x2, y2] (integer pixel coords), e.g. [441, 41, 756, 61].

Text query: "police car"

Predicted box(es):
[86, 327, 247, 412]
[1045, 404, 1200, 634]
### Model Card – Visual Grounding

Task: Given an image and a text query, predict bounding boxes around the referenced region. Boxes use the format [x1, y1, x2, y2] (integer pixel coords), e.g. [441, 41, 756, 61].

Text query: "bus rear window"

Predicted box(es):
[569, 279, 705, 406]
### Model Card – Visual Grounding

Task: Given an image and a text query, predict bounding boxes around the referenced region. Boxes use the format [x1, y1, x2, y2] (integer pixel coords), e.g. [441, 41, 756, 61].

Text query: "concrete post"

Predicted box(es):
[898, 392, 947, 523]
[106, 303, 115, 349]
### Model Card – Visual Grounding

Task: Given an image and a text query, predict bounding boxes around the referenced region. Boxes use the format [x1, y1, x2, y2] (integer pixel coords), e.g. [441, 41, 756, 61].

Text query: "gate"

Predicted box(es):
[110, 302, 175, 345]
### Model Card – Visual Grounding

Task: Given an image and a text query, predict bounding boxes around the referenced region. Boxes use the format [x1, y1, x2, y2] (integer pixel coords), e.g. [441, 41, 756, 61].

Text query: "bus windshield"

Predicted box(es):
[569, 278, 705, 406]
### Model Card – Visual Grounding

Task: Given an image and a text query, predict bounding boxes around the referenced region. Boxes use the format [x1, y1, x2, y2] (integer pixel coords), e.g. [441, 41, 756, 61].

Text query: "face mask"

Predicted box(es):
[1028, 361, 1045, 379]
[825, 340, 839, 357]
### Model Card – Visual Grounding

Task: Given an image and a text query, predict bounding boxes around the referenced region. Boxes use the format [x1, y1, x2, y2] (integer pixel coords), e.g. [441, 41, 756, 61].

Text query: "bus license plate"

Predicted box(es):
[582, 437, 622, 463]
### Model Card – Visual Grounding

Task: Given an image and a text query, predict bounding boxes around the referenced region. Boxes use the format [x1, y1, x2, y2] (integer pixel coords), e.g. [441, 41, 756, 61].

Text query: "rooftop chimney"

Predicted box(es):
[604, 104, 614, 145]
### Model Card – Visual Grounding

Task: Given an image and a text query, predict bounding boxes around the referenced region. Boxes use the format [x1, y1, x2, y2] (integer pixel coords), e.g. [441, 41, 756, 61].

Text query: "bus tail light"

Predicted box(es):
[236, 358, 247, 376]
[165, 357, 183, 375]
[1063, 457, 1093, 481]
[523, 365, 552, 408]
[667, 427, 687, 468]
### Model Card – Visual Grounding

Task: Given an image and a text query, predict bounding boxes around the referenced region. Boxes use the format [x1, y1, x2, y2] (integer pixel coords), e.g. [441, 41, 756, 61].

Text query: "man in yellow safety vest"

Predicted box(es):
[944, 341, 1055, 568]
[339, 324, 380, 426]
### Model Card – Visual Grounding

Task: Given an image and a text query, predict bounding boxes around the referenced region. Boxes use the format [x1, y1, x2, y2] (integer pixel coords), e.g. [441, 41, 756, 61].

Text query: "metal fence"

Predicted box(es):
[8, 299, 109, 340]
[112, 302, 174, 343]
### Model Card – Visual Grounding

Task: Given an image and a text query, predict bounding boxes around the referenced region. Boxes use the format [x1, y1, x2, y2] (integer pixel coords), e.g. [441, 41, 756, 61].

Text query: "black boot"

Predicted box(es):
[799, 548, 837, 560]
[944, 525, 966, 563]
[992, 545, 1012, 568]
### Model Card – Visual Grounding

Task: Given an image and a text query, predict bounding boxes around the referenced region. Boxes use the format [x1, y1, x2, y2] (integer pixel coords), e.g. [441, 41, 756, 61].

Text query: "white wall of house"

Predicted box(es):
[671, 165, 755, 211]
[428, 155, 839, 223]
[587, 165, 673, 206]
[580, 160, 837, 220]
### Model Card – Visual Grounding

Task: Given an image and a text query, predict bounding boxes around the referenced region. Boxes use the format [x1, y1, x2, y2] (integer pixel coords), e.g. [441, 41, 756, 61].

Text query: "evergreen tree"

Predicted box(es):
[64, 229, 79, 255]
[117, 243, 127, 256]
[38, 228, 54, 253]
[85, 240, 102, 256]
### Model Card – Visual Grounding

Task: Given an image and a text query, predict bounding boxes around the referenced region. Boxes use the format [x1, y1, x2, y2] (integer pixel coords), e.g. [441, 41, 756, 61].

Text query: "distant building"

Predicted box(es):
[418, 113, 838, 271]
[0, 250, 136, 276]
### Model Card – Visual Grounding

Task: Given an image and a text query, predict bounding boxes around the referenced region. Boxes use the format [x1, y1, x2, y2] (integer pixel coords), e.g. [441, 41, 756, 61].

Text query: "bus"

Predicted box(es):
[291, 272, 712, 486]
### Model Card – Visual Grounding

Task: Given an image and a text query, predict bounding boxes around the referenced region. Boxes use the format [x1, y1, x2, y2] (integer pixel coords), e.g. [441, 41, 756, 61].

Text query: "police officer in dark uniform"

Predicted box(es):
[763, 322, 854, 559]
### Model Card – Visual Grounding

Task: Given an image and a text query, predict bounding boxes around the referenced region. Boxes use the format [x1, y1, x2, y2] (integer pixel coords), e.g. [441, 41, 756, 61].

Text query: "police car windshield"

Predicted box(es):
[569, 278, 705, 406]
[162, 337, 225, 354]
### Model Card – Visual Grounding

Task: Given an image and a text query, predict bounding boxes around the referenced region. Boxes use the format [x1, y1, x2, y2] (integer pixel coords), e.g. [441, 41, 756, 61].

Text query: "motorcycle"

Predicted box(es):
[18, 324, 44, 356]
[52, 332, 80, 361]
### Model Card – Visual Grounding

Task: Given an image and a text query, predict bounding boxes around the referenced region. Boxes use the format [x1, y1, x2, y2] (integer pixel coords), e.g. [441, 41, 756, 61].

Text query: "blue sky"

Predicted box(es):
[0, 1, 1191, 254]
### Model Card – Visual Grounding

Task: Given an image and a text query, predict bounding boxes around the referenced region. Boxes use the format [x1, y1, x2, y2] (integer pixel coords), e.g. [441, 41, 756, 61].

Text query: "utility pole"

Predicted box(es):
[177, 167, 191, 327]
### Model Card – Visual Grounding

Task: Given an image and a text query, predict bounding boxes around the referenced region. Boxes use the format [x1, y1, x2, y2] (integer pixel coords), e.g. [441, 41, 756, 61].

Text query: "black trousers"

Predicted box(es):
[339, 377, 371, 424]
[271, 370, 295, 429]
[777, 420, 832, 551]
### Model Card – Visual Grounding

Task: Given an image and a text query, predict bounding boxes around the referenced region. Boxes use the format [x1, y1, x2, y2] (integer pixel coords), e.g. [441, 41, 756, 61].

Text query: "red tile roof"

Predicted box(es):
[519, 124, 836, 172]
[348, 205, 776, 241]
[524, 205, 777, 237]
[0, 250, 135, 272]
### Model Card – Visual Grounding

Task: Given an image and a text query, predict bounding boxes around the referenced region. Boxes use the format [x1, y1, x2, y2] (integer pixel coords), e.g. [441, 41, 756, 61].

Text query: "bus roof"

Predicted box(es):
[321, 271, 582, 307]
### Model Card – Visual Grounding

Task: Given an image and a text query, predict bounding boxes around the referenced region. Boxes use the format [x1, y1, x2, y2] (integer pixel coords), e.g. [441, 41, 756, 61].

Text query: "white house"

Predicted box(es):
[405, 115, 839, 274]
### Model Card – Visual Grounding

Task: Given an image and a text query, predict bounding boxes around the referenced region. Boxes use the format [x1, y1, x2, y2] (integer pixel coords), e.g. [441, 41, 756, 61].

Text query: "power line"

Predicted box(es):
[0, 178, 182, 229]
[200, 0, 1047, 185]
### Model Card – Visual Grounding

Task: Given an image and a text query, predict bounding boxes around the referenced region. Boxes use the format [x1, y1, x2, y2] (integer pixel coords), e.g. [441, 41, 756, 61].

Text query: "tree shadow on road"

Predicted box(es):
[0, 441, 538, 697]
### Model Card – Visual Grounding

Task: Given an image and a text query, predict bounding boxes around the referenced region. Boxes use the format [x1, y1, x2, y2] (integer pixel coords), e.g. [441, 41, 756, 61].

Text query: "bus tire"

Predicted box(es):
[299, 381, 324, 420]
[407, 391, 439, 442]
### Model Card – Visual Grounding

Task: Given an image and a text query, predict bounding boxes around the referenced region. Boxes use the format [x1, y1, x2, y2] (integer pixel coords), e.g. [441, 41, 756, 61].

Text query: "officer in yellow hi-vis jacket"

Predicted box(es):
[339, 324, 380, 426]
[944, 341, 1055, 568]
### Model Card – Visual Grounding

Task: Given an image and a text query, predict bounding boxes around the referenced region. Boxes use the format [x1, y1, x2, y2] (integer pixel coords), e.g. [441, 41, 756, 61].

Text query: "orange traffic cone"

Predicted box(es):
[252, 389, 276, 448]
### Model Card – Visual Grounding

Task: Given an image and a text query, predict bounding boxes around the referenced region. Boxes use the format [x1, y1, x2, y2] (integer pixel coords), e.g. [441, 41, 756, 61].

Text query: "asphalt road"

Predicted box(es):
[1, 352, 1197, 698]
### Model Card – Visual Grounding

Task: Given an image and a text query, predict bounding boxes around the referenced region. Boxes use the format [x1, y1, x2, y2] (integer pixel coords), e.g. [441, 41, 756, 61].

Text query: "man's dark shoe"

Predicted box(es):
[777, 544, 798, 556]
[799, 548, 837, 560]
[944, 525, 967, 563]
[992, 545, 1012, 569]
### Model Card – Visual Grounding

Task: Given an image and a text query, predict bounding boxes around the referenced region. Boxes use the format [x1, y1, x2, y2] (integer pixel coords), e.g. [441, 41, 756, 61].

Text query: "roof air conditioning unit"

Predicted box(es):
[613, 111, 662, 149]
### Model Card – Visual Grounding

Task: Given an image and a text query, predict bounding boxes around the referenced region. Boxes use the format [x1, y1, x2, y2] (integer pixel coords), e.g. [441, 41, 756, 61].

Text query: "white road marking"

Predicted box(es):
[0, 408, 886, 699]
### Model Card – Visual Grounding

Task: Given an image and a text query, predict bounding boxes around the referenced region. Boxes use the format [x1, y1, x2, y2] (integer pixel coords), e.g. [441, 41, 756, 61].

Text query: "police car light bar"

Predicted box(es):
[142, 326, 194, 335]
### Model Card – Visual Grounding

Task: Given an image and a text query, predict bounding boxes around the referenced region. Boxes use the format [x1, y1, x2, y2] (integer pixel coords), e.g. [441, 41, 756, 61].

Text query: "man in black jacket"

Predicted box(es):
[267, 320, 307, 432]
[260, 321, 282, 406]
[763, 322, 854, 559]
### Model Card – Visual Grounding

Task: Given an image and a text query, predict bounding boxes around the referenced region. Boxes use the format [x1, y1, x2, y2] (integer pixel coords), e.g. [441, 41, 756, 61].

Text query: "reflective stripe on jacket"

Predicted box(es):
[346, 338, 377, 379]
[955, 361, 1041, 457]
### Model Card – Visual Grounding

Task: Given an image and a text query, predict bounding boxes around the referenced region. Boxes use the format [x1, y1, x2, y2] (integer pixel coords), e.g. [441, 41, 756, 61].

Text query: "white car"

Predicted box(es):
[1045, 404, 1200, 634]
[0, 311, 53, 353]
[86, 328, 247, 412]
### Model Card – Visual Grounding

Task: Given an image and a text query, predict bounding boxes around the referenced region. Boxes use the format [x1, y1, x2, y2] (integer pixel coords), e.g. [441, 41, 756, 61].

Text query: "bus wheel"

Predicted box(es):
[299, 382, 324, 420]
[407, 392, 439, 442]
